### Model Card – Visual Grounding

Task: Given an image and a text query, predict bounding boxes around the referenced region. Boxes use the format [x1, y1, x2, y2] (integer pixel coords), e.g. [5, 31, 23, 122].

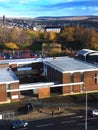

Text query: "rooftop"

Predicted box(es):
[45, 56, 98, 73]
[0, 67, 19, 84]
[76, 49, 97, 56]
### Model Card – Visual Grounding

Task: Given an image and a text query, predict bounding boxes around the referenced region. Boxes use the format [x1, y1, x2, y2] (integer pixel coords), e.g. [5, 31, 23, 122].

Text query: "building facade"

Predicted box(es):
[43, 57, 98, 95]
[0, 56, 98, 103]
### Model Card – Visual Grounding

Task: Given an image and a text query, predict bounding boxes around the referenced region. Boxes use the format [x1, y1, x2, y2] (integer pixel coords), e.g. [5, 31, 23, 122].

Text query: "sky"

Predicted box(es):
[0, 0, 98, 18]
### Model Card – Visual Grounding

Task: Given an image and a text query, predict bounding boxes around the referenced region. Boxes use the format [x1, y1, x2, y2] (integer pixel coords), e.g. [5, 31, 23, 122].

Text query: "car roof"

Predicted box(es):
[93, 110, 98, 112]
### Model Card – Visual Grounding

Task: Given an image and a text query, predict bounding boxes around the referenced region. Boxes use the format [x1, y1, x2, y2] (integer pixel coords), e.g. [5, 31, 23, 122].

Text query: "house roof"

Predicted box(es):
[44, 56, 98, 73]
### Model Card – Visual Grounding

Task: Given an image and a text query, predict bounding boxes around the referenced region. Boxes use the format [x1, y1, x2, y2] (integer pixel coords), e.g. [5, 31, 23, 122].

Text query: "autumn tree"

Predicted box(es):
[48, 31, 56, 41]
[4, 42, 18, 50]
[60, 26, 75, 42]
[89, 29, 98, 50]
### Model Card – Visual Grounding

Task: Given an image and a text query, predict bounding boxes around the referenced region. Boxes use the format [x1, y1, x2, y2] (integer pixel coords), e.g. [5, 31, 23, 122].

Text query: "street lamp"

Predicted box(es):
[85, 89, 88, 130]
[27, 104, 30, 119]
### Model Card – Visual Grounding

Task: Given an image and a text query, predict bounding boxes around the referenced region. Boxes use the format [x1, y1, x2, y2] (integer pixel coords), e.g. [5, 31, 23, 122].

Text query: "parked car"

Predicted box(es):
[10, 119, 29, 129]
[92, 110, 98, 117]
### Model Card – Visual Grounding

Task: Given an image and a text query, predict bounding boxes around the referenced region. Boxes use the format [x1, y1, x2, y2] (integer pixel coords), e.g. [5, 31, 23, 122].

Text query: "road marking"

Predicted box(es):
[61, 120, 75, 124]
[71, 115, 84, 119]
[77, 123, 84, 126]
[36, 123, 54, 127]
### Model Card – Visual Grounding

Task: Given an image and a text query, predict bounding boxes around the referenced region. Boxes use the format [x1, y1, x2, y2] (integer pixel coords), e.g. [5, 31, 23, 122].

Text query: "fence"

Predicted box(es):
[0, 111, 15, 120]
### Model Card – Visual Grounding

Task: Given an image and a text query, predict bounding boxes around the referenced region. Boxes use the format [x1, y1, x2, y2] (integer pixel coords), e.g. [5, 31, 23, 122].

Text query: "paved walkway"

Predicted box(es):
[16, 107, 78, 121]
[16, 107, 75, 121]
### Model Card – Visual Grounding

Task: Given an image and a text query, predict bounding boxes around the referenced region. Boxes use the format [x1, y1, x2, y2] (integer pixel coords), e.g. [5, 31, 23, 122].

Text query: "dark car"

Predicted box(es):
[10, 119, 29, 129]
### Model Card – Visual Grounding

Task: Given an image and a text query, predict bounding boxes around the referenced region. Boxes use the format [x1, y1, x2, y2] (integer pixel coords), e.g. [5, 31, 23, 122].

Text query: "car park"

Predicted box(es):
[10, 119, 29, 129]
[92, 109, 98, 117]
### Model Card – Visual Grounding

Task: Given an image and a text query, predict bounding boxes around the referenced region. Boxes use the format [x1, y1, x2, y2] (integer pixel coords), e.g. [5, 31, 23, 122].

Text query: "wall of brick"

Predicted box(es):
[73, 85, 80, 93]
[0, 84, 7, 102]
[74, 72, 81, 82]
[62, 73, 71, 83]
[45, 64, 98, 96]
[84, 70, 98, 91]
[73, 72, 81, 93]
[62, 73, 71, 94]
[38, 87, 50, 98]
[62, 86, 71, 94]
[10, 82, 20, 102]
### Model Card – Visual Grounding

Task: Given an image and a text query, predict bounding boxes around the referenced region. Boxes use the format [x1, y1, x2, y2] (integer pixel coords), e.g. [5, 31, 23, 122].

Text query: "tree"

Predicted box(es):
[4, 42, 18, 50]
[60, 26, 75, 42]
[48, 32, 56, 41]
[89, 29, 98, 50]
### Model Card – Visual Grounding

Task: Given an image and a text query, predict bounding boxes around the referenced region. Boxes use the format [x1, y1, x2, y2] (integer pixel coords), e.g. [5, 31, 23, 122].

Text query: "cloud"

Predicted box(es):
[0, 0, 98, 17]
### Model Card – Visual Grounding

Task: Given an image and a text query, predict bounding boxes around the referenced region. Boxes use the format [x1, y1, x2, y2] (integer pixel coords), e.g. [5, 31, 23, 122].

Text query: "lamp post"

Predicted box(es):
[85, 89, 88, 130]
[27, 104, 30, 119]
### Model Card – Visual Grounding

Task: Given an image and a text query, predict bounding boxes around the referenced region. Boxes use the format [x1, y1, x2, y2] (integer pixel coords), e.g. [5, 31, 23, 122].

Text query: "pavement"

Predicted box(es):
[16, 107, 75, 121]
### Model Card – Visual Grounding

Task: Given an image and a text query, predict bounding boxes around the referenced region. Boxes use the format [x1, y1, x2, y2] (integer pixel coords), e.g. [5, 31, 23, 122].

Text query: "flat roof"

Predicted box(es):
[44, 57, 98, 73]
[0, 67, 19, 84]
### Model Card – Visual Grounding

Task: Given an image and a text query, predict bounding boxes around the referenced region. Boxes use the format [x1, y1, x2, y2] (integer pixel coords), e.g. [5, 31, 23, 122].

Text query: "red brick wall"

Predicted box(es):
[62, 86, 71, 94]
[84, 71, 98, 91]
[38, 87, 50, 98]
[73, 72, 81, 93]
[62, 73, 71, 94]
[73, 85, 80, 93]
[46, 64, 98, 95]
[10, 82, 20, 102]
[0, 84, 7, 102]
[74, 72, 81, 82]
[62, 73, 70, 83]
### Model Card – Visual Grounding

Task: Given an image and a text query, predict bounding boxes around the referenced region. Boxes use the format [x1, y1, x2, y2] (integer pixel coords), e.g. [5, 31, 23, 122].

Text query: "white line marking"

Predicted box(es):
[36, 123, 54, 127]
[61, 120, 75, 124]
[77, 123, 84, 126]
[71, 115, 84, 119]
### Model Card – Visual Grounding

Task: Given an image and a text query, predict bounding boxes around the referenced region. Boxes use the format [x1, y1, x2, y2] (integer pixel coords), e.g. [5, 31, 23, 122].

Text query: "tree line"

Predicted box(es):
[0, 26, 98, 52]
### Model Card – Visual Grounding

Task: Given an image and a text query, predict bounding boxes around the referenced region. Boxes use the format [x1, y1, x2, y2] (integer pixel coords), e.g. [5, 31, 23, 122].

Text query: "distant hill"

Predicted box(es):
[35, 16, 98, 21]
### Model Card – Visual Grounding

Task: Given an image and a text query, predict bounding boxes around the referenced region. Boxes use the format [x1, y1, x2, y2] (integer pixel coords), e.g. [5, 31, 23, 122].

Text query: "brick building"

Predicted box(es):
[0, 63, 19, 103]
[43, 57, 98, 95]
[0, 56, 98, 103]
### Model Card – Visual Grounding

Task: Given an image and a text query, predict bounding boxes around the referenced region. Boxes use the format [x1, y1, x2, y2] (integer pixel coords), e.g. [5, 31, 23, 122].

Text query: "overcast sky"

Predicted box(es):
[0, 0, 98, 18]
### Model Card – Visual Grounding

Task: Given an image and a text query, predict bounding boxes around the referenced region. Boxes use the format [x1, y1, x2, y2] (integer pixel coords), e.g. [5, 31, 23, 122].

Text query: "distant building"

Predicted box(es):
[33, 25, 61, 33]
[45, 26, 61, 33]
[76, 49, 98, 63]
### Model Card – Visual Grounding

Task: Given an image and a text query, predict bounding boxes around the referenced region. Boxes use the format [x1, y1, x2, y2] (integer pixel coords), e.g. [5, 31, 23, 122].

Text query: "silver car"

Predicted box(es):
[92, 110, 98, 117]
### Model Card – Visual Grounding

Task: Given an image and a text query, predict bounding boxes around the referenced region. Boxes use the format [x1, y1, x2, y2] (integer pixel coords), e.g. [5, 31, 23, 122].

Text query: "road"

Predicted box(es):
[1, 113, 98, 130]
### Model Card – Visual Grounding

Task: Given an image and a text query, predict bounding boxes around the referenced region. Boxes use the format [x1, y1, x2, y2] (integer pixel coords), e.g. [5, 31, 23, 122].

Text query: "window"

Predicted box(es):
[6, 84, 10, 90]
[70, 73, 74, 93]
[95, 73, 98, 84]
[70, 73, 74, 83]
[81, 72, 84, 82]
